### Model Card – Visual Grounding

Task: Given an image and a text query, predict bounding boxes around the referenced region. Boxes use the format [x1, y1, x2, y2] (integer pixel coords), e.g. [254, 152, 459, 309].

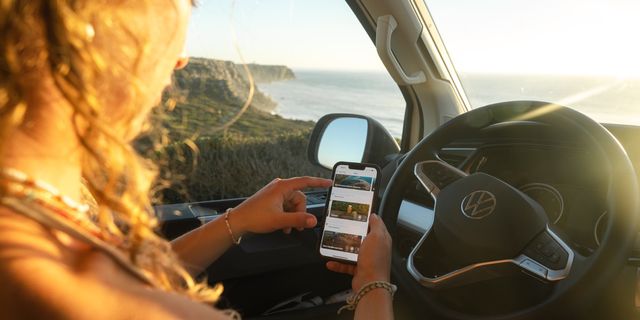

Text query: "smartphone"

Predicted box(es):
[319, 162, 380, 263]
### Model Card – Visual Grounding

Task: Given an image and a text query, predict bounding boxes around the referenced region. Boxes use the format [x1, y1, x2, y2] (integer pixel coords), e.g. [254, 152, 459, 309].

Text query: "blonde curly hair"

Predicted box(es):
[0, 0, 221, 303]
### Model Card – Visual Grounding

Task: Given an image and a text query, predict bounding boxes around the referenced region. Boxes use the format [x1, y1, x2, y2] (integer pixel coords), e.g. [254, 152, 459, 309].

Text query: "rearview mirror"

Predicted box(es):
[307, 114, 400, 169]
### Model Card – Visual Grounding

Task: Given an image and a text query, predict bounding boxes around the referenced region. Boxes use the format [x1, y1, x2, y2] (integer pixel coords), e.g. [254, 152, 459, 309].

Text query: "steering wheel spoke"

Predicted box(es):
[406, 226, 575, 290]
[414, 160, 468, 200]
[406, 226, 520, 289]
[518, 227, 574, 281]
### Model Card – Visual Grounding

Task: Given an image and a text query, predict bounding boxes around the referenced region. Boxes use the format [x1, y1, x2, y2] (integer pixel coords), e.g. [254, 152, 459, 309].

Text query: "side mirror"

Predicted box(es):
[307, 114, 400, 170]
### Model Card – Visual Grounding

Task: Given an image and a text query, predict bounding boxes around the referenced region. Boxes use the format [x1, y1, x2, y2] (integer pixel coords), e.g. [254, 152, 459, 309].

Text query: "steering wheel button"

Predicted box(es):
[521, 259, 548, 278]
[541, 245, 555, 257]
[414, 161, 468, 199]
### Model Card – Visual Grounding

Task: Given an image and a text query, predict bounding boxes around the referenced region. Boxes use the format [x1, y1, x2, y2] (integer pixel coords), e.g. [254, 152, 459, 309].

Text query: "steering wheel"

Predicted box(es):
[380, 101, 639, 319]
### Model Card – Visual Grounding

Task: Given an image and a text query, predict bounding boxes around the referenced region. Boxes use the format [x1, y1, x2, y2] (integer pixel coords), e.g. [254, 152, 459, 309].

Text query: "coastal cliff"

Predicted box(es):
[172, 57, 294, 113]
[151, 57, 325, 202]
[146, 57, 326, 203]
[158, 57, 313, 140]
[244, 63, 295, 83]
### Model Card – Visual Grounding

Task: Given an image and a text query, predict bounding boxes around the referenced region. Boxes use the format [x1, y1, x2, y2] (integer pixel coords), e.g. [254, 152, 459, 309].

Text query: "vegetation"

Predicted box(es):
[140, 58, 330, 204]
[159, 131, 328, 203]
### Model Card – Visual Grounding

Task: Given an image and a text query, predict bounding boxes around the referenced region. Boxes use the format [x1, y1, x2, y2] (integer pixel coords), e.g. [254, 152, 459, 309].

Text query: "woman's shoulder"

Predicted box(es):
[0, 207, 231, 319]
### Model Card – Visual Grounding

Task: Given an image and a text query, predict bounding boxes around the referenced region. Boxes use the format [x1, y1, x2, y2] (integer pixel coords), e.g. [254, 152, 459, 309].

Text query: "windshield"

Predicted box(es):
[426, 0, 640, 125]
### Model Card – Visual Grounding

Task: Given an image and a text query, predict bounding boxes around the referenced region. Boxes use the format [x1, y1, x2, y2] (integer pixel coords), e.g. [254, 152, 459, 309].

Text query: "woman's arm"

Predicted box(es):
[172, 176, 332, 276]
[0, 208, 233, 320]
[354, 289, 394, 320]
[326, 214, 394, 320]
[171, 214, 236, 276]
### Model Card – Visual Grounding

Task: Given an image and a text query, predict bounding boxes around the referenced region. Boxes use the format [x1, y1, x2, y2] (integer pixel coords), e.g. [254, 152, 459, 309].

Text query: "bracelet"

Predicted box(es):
[224, 208, 242, 245]
[337, 280, 397, 314]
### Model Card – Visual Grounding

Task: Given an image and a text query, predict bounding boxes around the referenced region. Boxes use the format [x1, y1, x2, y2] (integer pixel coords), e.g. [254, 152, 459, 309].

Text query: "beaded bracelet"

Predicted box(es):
[337, 280, 397, 314]
[224, 208, 242, 245]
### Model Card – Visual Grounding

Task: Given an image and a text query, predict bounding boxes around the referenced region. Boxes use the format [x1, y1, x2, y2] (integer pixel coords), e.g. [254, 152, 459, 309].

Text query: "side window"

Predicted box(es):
[155, 1, 405, 203]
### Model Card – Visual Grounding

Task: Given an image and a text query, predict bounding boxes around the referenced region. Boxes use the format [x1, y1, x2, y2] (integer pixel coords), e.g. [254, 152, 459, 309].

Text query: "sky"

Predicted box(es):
[186, 0, 640, 76]
[186, 0, 385, 71]
[427, 0, 640, 76]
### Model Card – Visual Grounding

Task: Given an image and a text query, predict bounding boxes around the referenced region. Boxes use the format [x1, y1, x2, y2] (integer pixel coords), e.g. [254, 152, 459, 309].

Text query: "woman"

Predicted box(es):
[0, 1, 393, 319]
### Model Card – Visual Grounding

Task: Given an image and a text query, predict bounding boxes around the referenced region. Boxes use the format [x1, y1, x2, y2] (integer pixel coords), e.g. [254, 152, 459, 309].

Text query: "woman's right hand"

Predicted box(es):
[326, 214, 392, 292]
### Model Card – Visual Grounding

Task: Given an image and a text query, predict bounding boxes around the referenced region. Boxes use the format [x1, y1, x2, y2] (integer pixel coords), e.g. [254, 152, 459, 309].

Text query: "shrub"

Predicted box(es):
[158, 130, 329, 203]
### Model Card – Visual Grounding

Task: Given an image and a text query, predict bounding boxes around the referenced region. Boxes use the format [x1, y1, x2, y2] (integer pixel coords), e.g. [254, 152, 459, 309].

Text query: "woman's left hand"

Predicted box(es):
[229, 176, 332, 236]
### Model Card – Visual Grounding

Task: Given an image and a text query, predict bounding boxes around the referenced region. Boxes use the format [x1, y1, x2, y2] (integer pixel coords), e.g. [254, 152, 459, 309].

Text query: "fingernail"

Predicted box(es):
[306, 217, 316, 227]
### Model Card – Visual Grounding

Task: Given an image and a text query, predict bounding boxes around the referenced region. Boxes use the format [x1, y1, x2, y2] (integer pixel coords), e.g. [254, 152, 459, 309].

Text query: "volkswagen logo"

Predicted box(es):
[461, 190, 497, 219]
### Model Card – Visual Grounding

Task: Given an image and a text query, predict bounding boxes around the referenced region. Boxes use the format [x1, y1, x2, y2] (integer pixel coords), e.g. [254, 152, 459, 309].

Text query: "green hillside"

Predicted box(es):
[163, 57, 314, 139]
[143, 58, 329, 203]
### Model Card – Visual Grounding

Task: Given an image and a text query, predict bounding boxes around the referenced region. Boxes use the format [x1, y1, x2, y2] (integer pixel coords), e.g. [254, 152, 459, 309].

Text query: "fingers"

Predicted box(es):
[366, 214, 392, 251]
[369, 213, 381, 228]
[326, 261, 356, 275]
[278, 211, 317, 230]
[289, 191, 307, 231]
[278, 176, 332, 191]
[288, 190, 307, 213]
[368, 213, 387, 235]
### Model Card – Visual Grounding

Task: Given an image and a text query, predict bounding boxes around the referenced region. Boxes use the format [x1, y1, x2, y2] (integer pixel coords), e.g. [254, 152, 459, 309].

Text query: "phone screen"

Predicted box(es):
[319, 164, 378, 262]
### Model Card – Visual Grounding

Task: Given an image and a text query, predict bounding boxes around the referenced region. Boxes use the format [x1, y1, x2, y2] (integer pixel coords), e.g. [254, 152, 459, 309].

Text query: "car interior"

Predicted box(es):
[154, 0, 640, 319]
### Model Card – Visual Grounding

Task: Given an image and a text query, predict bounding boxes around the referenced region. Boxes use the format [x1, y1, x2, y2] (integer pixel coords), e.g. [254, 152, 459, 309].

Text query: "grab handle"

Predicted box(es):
[376, 15, 426, 85]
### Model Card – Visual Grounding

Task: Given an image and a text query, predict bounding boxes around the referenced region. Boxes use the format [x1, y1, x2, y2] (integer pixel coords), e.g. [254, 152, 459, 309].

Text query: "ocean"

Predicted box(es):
[259, 70, 640, 138]
[461, 73, 640, 126]
[259, 70, 406, 137]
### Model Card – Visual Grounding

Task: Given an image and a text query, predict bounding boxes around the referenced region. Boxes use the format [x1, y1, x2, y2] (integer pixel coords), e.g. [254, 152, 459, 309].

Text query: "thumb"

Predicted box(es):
[368, 213, 383, 233]
[278, 212, 317, 230]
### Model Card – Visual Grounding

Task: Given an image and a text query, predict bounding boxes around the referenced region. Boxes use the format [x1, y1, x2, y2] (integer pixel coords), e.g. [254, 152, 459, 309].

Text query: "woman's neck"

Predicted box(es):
[2, 86, 84, 203]
[3, 139, 83, 203]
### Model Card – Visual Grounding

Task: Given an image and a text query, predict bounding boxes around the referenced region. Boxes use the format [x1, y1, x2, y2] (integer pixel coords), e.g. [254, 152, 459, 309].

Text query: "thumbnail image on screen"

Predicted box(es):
[321, 230, 363, 254]
[329, 200, 370, 222]
[334, 174, 374, 191]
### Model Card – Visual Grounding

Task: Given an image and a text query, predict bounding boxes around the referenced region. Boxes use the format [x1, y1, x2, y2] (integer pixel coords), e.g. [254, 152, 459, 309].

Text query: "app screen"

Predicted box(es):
[320, 165, 377, 262]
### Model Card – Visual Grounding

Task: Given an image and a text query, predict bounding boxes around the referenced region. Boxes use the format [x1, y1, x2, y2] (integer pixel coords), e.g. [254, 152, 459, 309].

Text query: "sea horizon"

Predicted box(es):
[260, 69, 640, 134]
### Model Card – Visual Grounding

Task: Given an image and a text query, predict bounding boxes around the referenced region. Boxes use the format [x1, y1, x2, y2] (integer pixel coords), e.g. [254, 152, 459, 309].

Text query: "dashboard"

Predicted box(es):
[448, 144, 610, 255]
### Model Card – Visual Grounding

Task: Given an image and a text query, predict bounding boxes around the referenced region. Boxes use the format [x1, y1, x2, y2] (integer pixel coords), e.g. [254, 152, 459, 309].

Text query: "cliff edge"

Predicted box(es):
[172, 57, 294, 113]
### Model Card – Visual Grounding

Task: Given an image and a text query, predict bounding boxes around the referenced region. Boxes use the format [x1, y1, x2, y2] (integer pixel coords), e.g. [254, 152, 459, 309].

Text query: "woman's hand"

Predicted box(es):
[230, 176, 332, 236]
[326, 214, 392, 292]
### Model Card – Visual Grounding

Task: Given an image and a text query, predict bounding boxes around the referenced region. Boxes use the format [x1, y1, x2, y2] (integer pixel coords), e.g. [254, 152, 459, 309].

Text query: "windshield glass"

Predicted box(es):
[426, 0, 640, 125]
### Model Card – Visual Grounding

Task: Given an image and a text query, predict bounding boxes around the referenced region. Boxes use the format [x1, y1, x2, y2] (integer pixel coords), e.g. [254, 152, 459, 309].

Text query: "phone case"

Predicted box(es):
[318, 161, 382, 265]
